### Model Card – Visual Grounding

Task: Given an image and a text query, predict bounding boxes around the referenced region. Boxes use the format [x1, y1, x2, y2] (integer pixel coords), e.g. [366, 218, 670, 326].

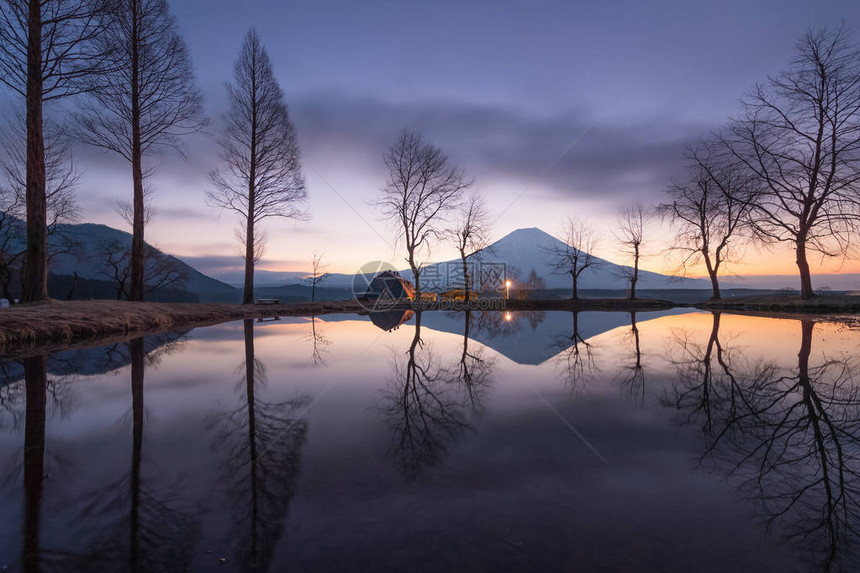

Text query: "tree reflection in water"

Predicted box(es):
[207, 319, 310, 572]
[23, 355, 47, 573]
[553, 311, 598, 393]
[451, 310, 495, 416]
[2, 358, 83, 571]
[667, 315, 860, 570]
[62, 336, 200, 573]
[618, 311, 645, 403]
[304, 315, 331, 366]
[380, 312, 476, 480]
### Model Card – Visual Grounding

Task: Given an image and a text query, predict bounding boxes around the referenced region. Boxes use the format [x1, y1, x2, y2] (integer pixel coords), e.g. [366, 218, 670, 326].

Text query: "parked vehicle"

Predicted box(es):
[439, 289, 478, 300]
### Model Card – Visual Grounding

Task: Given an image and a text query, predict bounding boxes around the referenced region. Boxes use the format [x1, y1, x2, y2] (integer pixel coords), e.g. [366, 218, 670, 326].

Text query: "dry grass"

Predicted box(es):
[699, 294, 860, 314]
[0, 299, 366, 358]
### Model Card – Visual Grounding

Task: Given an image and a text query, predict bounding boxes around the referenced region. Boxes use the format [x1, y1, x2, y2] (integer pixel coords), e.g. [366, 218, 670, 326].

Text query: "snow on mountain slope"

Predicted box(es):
[417, 227, 708, 290]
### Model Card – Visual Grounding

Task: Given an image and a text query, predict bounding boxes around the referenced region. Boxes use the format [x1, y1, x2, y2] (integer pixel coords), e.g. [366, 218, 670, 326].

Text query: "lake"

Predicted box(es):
[0, 309, 858, 572]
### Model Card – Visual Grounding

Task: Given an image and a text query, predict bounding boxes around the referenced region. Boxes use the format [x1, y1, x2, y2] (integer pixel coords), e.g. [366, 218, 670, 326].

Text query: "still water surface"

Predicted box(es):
[0, 310, 858, 572]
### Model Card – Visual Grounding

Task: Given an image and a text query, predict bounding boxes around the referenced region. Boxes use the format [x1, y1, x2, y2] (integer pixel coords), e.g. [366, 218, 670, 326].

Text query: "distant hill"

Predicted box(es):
[1, 218, 240, 302]
[53, 223, 240, 301]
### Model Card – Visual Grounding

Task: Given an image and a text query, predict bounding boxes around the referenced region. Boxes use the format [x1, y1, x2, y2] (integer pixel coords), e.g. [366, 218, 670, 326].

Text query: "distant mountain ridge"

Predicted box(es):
[1, 217, 239, 302]
[252, 227, 859, 293]
[256, 227, 710, 291]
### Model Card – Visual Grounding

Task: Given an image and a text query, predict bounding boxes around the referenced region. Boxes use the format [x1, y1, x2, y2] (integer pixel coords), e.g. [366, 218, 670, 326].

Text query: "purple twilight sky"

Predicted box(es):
[3, 0, 860, 278]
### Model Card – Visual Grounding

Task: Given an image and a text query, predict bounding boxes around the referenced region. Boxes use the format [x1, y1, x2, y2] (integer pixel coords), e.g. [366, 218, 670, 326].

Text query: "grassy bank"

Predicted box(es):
[0, 299, 367, 358]
[698, 294, 860, 314]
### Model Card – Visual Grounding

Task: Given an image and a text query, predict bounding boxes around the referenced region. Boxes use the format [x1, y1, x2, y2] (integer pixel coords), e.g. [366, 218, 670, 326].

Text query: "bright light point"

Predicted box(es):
[505, 280, 512, 287]
[504, 312, 512, 321]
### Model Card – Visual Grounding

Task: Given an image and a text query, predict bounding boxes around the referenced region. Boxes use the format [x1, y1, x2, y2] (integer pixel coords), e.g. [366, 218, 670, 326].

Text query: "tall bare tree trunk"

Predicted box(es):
[129, 0, 145, 302]
[796, 239, 814, 299]
[461, 253, 469, 303]
[703, 255, 721, 300]
[408, 249, 420, 297]
[243, 65, 257, 306]
[708, 271, 721, 300]
[243, 200, 254, 304]
[570, 272, 578, 300]
[23, 0, 47, 302]
[629, 244, 639, 300]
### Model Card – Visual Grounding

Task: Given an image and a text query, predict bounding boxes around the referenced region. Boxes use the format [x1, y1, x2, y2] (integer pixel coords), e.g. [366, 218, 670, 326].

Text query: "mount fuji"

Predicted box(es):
[413, 227, 708, 291]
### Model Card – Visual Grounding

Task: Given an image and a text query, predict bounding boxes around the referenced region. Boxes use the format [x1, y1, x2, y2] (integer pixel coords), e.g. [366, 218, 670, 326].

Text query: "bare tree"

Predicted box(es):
[519, 268, 546, 300]
[0, 0, 110, 301]
[208, 29, 307, 305]
[615, 203, 647, 300]
[0, 118, 81, 301]
[304, 251, 330, 302]
[546, 217, 599, 300]
[74, 0, 205, 302]
[0, 189, 21, 301]
[0, 118, 81, 228]
[721, 26, 860, 299]
[451, 190, 490, 302]
[97, 238, 131, 298]
[377, 129, 471, 295]
[659, 144, 751, 300]
[97, 238, 187, 299]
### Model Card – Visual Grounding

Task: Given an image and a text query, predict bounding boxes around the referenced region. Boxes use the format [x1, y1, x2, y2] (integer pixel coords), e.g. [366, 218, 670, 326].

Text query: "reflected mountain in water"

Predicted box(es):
[373, 309, 687, 365]
[0, 332, 189, 433]
[0, 331, 189, 385]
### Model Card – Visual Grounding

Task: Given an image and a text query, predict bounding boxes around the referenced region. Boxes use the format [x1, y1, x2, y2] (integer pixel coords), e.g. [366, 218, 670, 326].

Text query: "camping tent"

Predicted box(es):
[363, 271, 416, 302]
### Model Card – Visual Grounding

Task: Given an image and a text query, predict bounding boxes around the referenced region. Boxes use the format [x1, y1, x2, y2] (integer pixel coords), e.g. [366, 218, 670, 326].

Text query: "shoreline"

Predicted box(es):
[696, 293, 860, 313]
[0, 295, 857, 359]
[0, 299, 367, 359]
